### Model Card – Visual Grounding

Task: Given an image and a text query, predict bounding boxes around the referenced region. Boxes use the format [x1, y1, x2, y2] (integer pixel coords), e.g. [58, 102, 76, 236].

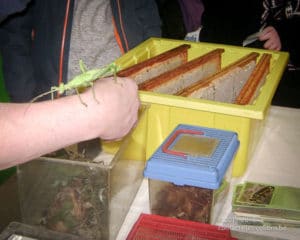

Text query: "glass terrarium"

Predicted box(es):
[0, 221, 82, 240]
[17, 108, 148, 240]
[144, 124, 239, 224]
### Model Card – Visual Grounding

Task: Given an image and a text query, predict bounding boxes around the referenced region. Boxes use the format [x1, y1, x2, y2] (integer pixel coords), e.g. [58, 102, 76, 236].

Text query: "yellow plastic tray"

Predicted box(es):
[116, 38, 289, 176]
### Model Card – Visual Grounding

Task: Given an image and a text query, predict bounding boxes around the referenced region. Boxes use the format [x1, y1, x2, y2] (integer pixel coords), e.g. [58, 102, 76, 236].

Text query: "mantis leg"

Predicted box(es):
[111, 64, 123, 85]
[51, 87, 56, 100]
[30, 88, 57, 103]
[114, 69, 117, 82]
[90, 82, 100, 104]
[75, 88, 88, 107]
[79, 59, 88, 73]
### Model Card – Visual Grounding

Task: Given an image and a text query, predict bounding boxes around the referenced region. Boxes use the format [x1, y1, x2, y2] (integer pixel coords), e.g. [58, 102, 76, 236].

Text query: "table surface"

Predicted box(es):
[116, 106, 300, 240]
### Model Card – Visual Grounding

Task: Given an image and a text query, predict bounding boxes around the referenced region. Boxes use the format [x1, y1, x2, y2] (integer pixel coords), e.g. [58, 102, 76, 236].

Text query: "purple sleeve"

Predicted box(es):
[177, 0, 204, 32]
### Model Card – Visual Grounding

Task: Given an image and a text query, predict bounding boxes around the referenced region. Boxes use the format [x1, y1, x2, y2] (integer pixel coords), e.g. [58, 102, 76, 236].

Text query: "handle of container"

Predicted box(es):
[162, 129, 203, 158]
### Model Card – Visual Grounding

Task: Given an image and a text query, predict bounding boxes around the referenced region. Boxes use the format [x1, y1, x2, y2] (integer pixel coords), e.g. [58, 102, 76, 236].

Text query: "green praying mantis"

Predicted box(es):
[30, 60, 120, 106]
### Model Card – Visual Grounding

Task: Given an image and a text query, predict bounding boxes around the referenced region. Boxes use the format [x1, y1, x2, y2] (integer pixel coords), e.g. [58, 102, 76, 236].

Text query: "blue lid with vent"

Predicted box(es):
[144, 124, 239, 189]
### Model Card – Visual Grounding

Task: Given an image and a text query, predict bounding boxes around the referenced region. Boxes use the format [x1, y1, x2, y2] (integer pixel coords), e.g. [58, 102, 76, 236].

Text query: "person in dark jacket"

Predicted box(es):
[200, 1, 276, 49]
[0, 1, 143, 169]
[200, 0, 300, 108]
[0, 0, 161, 102]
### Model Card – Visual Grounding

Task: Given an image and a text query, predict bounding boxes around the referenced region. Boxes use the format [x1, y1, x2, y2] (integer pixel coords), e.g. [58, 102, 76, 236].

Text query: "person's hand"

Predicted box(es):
[259, 26, 281, 51]
[84, 77, 140, 140]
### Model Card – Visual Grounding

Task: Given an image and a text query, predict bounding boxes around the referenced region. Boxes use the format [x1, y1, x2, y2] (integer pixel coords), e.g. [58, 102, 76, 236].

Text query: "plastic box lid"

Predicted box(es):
[144, 124, 239, 189]
[126, 213, 236, 240]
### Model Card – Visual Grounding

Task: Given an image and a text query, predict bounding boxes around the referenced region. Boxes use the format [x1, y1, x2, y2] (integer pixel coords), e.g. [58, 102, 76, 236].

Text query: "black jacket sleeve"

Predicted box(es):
[274, 17, 300, 66]
[0, 2, 36, 102]
[0, 0, 31, 23]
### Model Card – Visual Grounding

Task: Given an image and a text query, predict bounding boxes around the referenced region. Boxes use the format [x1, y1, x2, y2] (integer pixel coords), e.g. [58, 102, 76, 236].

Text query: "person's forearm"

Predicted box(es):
[1, 3, 36, 102]
[0, 77, 140, 170]
[0, 94, 99, 169]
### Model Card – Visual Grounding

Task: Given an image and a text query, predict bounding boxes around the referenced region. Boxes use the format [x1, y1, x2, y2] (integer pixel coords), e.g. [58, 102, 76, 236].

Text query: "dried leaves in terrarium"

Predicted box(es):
[39, 174, 109, 240]
[152, 183, 213, 223]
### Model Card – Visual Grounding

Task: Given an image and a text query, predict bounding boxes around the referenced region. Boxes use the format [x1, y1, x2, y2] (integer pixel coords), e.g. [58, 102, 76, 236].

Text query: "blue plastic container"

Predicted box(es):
[144, 124, 239, 224]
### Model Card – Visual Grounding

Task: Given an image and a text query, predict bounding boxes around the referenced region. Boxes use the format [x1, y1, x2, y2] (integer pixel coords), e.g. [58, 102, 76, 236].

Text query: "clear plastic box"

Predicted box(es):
[17, 108, 148, 240]
[144, 124, 239, 224]
[0, 222, 82, 240]
[115, 37, 289, 177]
